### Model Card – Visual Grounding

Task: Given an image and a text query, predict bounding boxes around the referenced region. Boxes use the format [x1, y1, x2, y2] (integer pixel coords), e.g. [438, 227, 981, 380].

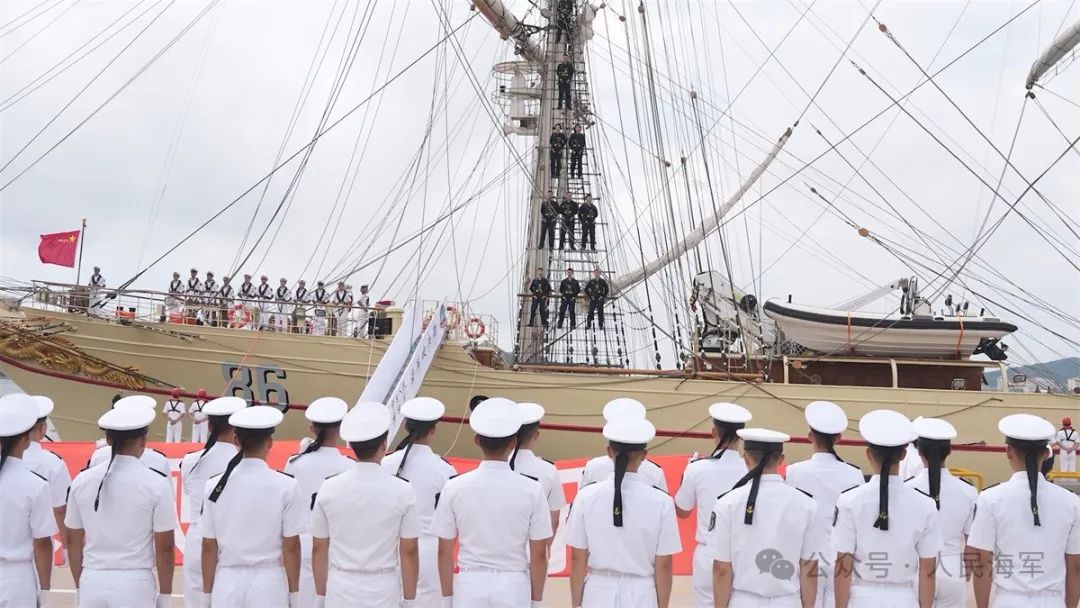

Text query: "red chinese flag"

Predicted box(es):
[38, 230, 80, 268]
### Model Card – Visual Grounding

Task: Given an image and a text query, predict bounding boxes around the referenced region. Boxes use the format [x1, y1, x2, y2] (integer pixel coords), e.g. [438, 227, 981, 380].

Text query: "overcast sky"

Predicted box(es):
[1, 0, 1077, 370]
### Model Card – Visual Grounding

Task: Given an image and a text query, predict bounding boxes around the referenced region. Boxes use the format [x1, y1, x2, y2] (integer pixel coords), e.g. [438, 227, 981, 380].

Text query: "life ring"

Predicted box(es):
[464, 317, 485, 339]
[229, 304, 251, 329]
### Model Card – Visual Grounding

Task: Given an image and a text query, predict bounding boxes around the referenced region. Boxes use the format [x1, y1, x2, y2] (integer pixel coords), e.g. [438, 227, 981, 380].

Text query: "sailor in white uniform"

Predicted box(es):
[312, 402, 421, 608]
[783, 400, 864, 608]
[164, 388, 187, 443]
[381, 397, 457, 608]
[311, 282, 330, 336]
[274, 279, 293, 334]
[66, 404, 176, 608]
[355, 285, 371, 338]
[88, 266, 106, 316]
[579, 398, 668, 492]
[968, 413, 1080, 608]
[293, 280, 310, 334]
[833, 410, 942, 608]
[256, 276, 274, 331]
[1053, 416, 1077, 472]
[0, 394, 58, 608]
[428, 398, 552, 607]
[186, 268, 204, 322]
[87, 396, 170, 476]
[709, 428, 823, 608]
[673, 402, 751, 607]
[284, 398, 353, 608]
[178, 397, 245, 608]
[238, 275, 257, 330]
[508, 402, 567, 544]
[189, 390, 209, 444]
[24, 395, 72, 567]
[330, 282, 351, 337]
[903, 417, 977, 608]
[169, 272, 184, 297]
[567, 416, 682, 608]
[201, 406, 305, 608]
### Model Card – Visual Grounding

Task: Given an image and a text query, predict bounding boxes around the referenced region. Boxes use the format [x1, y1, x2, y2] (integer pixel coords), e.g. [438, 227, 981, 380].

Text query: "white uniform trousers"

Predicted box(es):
[415, 535, 441, 607]
[89, 289, 105, 316]
[256, 302, 272, 331]
[183, 524, 205, 608]
[848, 581, 917, 608]
[211, 562, 287, 608]
[332, 310, 349, 337]
[356, 311, 369, 338]
[166, 421, 183, 443]
[191, 421, 208, 443]
[1060, 449, 1077, 472]
[297, 535, 315, 608]
[729, 590, 801, 608]
[691, 543, 713, 608]
[326, 568, 398, 608]
[453, 570, 530, 607]
[274, 305, 290, 333]
[934, 575, 967, 608]
[581, 571, 656, 608]
[311, 310, 327, 336]
[80, 568, 156, 607]
[814, 556, 834, 608]
[991, 588, 1064, 608]
[0, 560, 38, 607]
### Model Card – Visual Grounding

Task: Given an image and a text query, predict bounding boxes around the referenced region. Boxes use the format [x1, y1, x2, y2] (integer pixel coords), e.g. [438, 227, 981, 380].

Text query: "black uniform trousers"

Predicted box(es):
[550, 148, 563, 177]
[529, 297, 549, 327]
[587, 298, 605, 330]
[560, 218, 576, 249]
[581, 221, 596, 250]
[569, 151, 583, 178]
[538, 220, 556, 249]
[557, 297, 576, 329]
[558, 82, 572, 109]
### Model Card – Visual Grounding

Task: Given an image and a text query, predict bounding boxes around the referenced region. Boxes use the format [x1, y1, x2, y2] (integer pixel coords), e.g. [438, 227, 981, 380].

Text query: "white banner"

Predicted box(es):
[357, 300, 421, 413]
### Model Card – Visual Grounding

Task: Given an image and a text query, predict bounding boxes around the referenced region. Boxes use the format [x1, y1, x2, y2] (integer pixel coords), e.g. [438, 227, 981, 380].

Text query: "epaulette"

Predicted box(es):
[440, 456, 454, 466]
[904, 476, 915, 482]
[579, 481, 596, 491]
[287, 453, 302, 462]
[389, 474, 409, 484]
[839, 484, 860, 495]
[845, 461, 860, 470]
[149, 468, 168, 477]
[45, 449, 63, 460]
[647, 458, 661, 468]
[541, 457, 555, 465]
[795, 487, 813, 499]
[447, 473, 459, 480]
[981, 482, 1000, 491]
[310, 493, 318, 510]
[912, 487, 934, 501]
[183, 448, 202, 457]
[520, 473, 539, 482]
[434, 492, 442, 508]
[277, 471, 294, 478]
[150, 448, 166, 457]
[960, 478, 974, 486]
[651, 485, 668, 494]
[28, 469, 48, 482]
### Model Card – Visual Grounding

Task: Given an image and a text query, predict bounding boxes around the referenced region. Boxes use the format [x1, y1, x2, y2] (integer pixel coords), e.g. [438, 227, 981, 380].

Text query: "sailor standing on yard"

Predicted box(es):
[968, 414, 1080, 608]
[568, 124, 586, 179]
[557, 268, 580, 330]
[673, 402, 751, 608]
[579, 398, 668, 492]
[201, 406, 305, 608]
[558, 194, 578, 250]
[23, 396, 72, 568]
[567, 416, 682, 608]
[355, 285, 371, 338]
[274, 279, 293, 334]
[189, 389, 210, 443]
[382, 397, 457, 608]
[312, 403, 421, 608]
[330, 282, 351, 337]
[584, 268, 609, 330]
[88, 266, 106, 316]
[578, 194, 598, 251]
[67, 405, 176, 608]
[284, 398, 352, 608]
[0, 394, 58, 608]
[311, 281, 330, 336]
[293, 280, 310, 334]
[539, 191, 559, 250]
[256, 276, 274, 331]
[508, 402, 567, 545]
[1054, 416, 1077, 472]
[163, 388, 187, 443]
[549, 124, 567, 178]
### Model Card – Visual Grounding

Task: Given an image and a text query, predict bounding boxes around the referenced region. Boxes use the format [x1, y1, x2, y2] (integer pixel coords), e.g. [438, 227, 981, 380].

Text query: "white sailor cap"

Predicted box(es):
[518, 402, 545, 425]
[998, 413, 1054, 441]
[602, 398, 646, 422]
[228, 405, 283, 431]
[913, 417, 957, 441]
[401, 397, 445, 422]
[203, 397, 247, 417]
[857, 410, 914, 447]
[470, 399, 522, 438]
[804, 400, 848, 435]
[709, 402, 752, 424]
[340, 402, 392, 443]
[98, 405, 155, 431]
[0, 394, 40, 437]
[736, 427, 790, 445]
[32, 395, 54, 419]
[113, 395, 156, 411]
[603, 417, 656, 445]
[305, 397, 348, 424]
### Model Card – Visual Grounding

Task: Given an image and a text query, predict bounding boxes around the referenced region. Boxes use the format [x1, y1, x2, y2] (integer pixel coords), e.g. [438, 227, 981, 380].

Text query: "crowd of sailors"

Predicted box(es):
[1, 389, 1078, 608]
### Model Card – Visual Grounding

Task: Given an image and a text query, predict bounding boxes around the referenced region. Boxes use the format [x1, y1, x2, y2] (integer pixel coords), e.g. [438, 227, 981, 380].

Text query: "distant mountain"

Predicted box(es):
[984, 357, 1080, 392]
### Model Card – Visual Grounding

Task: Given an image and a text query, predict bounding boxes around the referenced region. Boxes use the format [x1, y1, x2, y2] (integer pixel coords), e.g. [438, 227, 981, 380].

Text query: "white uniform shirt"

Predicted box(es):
[88, 445, 169, 476]
[784, 453, 864, 555]
[511, 449, 567, 513]
[179, 443, 238, 527]
[707, 475, 822, 597]
[905, 468, 977, 581]
[23, 441, 72, 509]
[967, 472, 1080, 594]
[201, 459, 306, 567]
[310, 462, 420, 571]
[283, 446, 353, 517]
[190, 400, 208, 425]
[832, 475, 942, 585]
[428, 461, 552, 572]
[899, 444, 925, 480]
[579, 455, 668, 493]
[565, 472, 682, 577]
[65, 456, 175, 570]
[1055, 428, 1078, 452]
[381, 444, 456, 534]
[163, 399, 186, 424]
[674, 450, 748, 544]
[0, 458, 58, 561]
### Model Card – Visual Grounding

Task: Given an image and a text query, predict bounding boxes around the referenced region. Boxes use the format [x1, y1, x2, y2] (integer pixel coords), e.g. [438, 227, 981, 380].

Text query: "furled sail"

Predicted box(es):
[471, 0, 543, 63]
[1026, 19, 1080, 88]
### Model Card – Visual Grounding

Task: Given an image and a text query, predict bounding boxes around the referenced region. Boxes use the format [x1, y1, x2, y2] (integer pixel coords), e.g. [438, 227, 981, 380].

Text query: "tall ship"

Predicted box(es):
[1, 1, 1077, 481]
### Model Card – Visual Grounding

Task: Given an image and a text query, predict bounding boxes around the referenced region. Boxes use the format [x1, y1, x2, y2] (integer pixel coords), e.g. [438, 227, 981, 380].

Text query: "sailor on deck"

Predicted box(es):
[312, 402, 421, 608]
[331, 282, 352, 337]
[528, 268, 552, 328]
[169, 272, 183, 297]
[673, 402, 751, 608]
[382, 397, 457, 608]
[579, 398, 669, 492]
[186, 268, 204, 307]
[163, 388, 187, 443]
[256, 276, 274, 331]
[559, 194, 578, 250]
[567, 416, 682, 608]
[168, 272, 184, 319]
[293, 280, 310, 334]
[311, 282, 330, 336]
[578, 194, 598, 251]
[539, 191, 559, 250]
[201, 406, 305, 608]
[23, 395, 72, 567]
[549, 124, 567, 179]
[904, 417, 977, 608]
[584, 268, 609, 330]
[557, 268, 580, 329]
[66, 403, 176, 608]
[88, 266, 106, 316]
[284, 397, 353, 608]
[783, 400, 864, 608]
[87, 396, 170, 476]
[968, 414, 1080, 608]
[179, 396, 244, 608]
[833, 410, 942, 607]
[238, 275, 257, 330]
[274, 279, 293, 334]
[355, 285, 371, 338]
[217, 277, 234, 328]
[1054, 416, 1076, 472]
[508, 402, 567, 547]
[709, 428, 823, 608]
[0, 394, 58, 608]
[203, 272, 218, 325]
[428, 398, 552, 608]
[190, 389, 210, 443]
[568, 125, 586, 179]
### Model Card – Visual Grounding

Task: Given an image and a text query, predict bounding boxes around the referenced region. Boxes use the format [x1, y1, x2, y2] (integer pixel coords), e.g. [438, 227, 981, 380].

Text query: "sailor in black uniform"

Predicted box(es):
[568, 124, 586, 179]
[558, 194, 578, 250]
[527, 269, 552, 328]
[217, 276, 234, 328]
[539, 191, 559, 250]
[556, 54, 574, 110]
[578, 194, 598, 250]
[549, 124, 567, 178]
[584, 268, 609, 330]
[554, 0, 574, 45]
[557, 268, 580, 330]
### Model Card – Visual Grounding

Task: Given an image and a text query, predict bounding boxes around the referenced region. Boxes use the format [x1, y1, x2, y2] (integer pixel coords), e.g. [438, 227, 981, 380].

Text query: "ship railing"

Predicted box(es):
[421, 300, 499, 344]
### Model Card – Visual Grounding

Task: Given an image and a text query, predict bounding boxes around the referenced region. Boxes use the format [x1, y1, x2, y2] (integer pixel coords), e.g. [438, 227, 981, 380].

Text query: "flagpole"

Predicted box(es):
[76, 218, 86, 286]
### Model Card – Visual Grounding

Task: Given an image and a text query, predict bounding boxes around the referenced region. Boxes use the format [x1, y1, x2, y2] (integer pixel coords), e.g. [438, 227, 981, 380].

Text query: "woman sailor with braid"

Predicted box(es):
[903, 417, 977, 608]
[832, 410, 942, 607]
[968, 414, 1080, 608]
[673, 402, 751, 608]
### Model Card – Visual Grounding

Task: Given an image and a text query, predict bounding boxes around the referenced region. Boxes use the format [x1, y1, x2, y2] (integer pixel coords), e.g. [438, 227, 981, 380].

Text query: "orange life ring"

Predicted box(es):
[229, 304, 252, 329]
[464, 317, 485, 339]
